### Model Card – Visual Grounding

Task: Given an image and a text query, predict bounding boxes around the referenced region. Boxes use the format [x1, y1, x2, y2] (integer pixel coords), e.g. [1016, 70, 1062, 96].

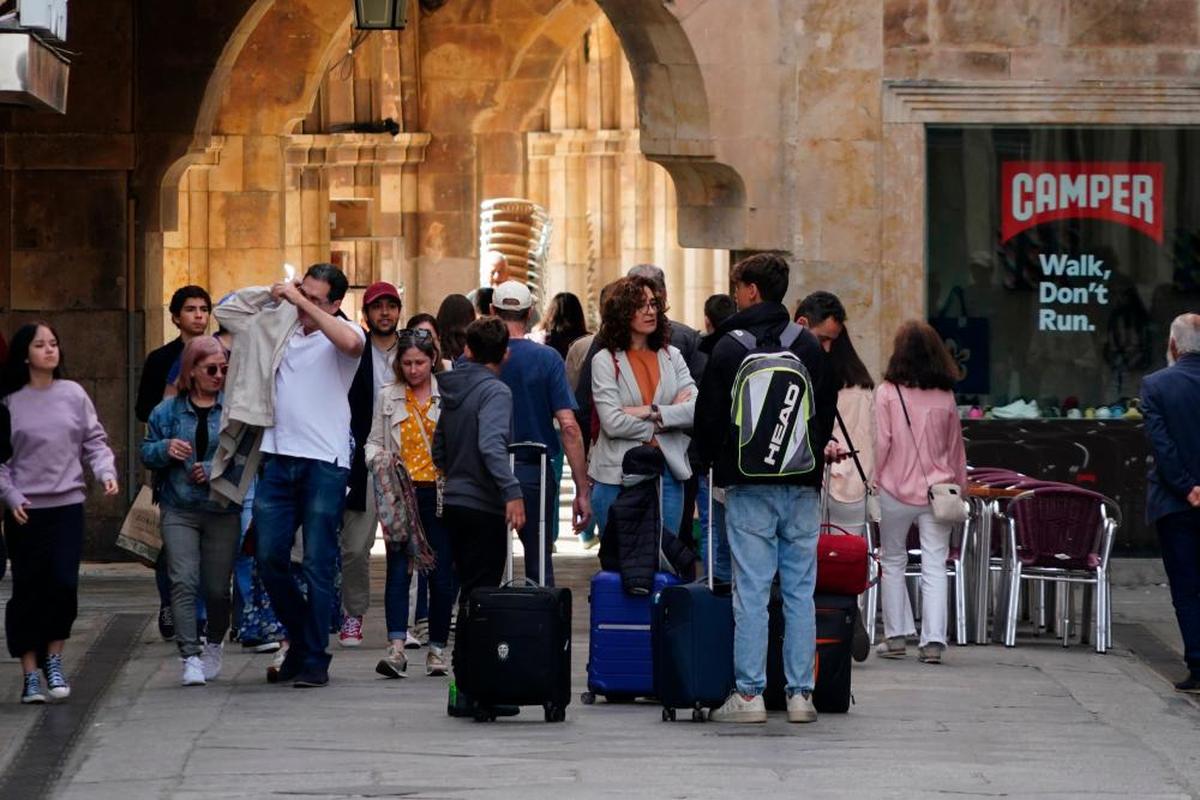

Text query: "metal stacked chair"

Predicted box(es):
[479, 197, 552, 311]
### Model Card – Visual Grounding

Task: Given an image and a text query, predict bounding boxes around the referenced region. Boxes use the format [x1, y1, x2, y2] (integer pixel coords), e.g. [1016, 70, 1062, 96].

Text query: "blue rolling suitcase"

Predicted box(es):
[584, 570, 681, 704]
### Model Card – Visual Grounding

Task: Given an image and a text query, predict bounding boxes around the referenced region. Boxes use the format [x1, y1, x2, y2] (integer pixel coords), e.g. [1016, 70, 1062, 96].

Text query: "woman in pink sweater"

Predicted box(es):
[873, 321, 967, 665]
[0, 323, 118, 704]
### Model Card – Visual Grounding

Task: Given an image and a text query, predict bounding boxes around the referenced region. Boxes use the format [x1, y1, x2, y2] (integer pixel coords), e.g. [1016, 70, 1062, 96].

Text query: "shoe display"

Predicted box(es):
[918, 643, 945, 664]
[181, 655, 206, 686]
[21, 672, 46, 704]
[991, 398, 1027, 419]
[710, 692, 767, 723]
[158, 605, 175, 641]
[44, 653, 70, 700]
[200, 643, 224, 681]
[426, 646, 449, 677]
[786, 691, 817, 723]
[338, 615, 364, 648]
[1096, 406, 1112, 419]
[876, 636, 906, 659]
[1124, 404, 1143, 419]
[967, 406, 984, 419]
[375, 644, 408, 679]
[1084, 407, 1096, 418]
[1066, 408, 1083, 419]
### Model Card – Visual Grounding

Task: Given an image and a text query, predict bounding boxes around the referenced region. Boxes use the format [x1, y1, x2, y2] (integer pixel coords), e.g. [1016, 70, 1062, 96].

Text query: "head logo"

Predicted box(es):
[1001, 161, 1163, 244]
[497, 643, 510, 661]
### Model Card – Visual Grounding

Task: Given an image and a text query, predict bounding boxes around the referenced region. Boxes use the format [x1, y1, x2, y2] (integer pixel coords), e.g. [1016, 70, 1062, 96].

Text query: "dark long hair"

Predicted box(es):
[829, 326, 873, 390]
[596, 276, 671, 353]
[544, 292, 588, 358]
[2, 322, 65, 397]
[883, 320, 960, 391]
[393, 330, 443, 383]
[435, 294, 476, 361]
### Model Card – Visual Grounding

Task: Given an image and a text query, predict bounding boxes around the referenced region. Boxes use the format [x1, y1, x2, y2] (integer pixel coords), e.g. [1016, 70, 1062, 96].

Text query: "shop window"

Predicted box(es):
[926, 126, 1200, 419]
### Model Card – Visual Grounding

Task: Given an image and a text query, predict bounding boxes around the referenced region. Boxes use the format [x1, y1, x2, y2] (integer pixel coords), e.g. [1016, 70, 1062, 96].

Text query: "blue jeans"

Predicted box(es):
[592, 471, 684, 543]
[1158, 508, 1200, 674]
[253, 454, 349, 675]
[386, 487, 457, 647]
[515, 460, 557, 586]
[696, 477, 731, 583]
[726, 484, 819, 697]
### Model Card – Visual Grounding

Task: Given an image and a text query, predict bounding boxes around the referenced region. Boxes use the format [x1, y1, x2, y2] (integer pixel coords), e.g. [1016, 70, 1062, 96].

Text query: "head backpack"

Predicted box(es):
[728, 323, 815, 478]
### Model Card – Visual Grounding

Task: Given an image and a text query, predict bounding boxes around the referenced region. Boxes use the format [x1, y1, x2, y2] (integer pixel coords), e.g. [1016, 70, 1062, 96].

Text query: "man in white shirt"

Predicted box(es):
[251, 263, 365, 688]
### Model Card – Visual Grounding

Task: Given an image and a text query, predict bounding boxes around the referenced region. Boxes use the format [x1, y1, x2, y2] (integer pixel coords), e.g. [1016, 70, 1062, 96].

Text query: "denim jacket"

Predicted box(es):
[141, 393, 235, 514]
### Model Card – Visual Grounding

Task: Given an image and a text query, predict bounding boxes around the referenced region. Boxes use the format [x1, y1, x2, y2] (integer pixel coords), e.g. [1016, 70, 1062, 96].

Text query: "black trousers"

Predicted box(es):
[5, 504, 84, 659]
[1157, 508, 1200, 674]
[444, 504, 508, 679]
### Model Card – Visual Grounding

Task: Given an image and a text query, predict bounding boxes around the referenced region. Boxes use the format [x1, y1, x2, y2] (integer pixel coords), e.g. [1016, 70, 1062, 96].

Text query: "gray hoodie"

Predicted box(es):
[432, 361, 522, 514]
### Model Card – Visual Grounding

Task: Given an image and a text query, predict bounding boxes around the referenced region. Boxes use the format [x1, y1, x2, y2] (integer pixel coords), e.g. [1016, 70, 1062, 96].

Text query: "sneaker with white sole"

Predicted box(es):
[426, 646, 448, 676]
[876, 636, 906, 659]
[918, 643, 945, 664]
[21, 672, 46, 704]
[375, 644, 408, 679]
[338, 615, 364, 648]
[404, 631, 422, 650]
[710, 692, 767, 723]
[44, 653, 70, 700]
[786, 691, 817, 723]
[200, 642, 224, 680]
[181, 655, 206, 686]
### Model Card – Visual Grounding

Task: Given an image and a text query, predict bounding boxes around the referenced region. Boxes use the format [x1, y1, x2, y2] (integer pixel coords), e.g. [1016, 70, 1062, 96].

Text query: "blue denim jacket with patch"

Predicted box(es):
[141, 393, 235, 513]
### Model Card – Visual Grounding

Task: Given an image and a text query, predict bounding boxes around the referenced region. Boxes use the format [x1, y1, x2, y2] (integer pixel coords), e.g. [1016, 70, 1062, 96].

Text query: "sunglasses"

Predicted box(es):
[397, 328, 435, 342]
[203, 364, 229, 377]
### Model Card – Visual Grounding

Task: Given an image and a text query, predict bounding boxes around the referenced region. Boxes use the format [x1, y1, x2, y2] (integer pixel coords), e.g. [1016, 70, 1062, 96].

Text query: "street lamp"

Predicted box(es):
[353, 0, 407, 30]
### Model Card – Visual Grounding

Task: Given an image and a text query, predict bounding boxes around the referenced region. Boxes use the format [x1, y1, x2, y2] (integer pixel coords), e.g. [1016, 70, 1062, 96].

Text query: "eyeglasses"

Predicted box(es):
[397, 328, 435, 342]
[203, 364, 229, 377]
[637, 301, 661, 313]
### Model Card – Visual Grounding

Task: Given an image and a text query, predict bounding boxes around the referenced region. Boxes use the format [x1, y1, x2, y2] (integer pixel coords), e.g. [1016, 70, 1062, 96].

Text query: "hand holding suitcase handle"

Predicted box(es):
[507, 441, 549, 588]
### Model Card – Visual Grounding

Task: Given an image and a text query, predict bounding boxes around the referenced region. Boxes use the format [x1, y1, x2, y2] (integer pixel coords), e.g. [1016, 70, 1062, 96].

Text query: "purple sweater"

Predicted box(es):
[0, 381, 117, 509]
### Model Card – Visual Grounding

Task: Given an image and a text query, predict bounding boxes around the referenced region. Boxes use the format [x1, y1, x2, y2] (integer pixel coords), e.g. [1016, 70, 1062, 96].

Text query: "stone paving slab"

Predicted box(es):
[0, 557, 1196, 799]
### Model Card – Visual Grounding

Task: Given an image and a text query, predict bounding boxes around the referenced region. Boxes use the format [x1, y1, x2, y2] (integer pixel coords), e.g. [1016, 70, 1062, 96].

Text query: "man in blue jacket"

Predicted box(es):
[1142, 312, 1200, 693]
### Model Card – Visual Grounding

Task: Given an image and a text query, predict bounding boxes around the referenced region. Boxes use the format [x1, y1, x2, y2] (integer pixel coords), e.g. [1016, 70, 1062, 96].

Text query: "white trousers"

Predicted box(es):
[878, 490, 952, 647]
[826, 496, 867, 537]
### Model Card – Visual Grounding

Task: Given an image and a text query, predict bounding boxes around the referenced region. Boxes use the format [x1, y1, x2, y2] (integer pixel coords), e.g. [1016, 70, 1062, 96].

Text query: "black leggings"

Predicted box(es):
[5, 504, 84, 659]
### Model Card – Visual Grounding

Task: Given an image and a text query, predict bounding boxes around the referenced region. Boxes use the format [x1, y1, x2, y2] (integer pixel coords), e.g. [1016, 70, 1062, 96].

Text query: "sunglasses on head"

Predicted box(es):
[397, 328, 434, 342]
[203, 364, 229, 377]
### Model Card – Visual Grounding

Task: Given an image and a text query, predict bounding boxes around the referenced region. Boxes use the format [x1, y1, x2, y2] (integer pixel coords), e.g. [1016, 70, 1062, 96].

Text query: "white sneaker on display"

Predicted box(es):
[709, 692, 767, 723]
[181, 655, 206, 686]
[200, 642, 224, 680]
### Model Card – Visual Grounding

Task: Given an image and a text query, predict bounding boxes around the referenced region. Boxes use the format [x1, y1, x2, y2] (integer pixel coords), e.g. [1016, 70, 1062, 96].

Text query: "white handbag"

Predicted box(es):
[895, 386, 968, 525]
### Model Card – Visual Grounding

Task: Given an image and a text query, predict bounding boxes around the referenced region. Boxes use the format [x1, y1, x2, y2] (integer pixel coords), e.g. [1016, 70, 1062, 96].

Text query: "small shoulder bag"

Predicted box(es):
[894, 385, 968, 524]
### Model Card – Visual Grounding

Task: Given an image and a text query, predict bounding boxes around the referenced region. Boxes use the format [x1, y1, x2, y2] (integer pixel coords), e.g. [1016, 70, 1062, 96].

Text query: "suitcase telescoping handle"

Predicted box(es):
[507, 441, 549, 588]
[706, 467, 714, 591]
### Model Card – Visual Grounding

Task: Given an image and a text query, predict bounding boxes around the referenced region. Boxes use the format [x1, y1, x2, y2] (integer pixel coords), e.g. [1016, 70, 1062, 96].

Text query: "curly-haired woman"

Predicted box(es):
[589, 275, 696, 546]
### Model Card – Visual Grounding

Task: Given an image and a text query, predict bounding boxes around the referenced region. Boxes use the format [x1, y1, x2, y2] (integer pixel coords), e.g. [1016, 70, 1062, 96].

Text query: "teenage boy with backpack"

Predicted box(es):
[695, 253, 839, 724]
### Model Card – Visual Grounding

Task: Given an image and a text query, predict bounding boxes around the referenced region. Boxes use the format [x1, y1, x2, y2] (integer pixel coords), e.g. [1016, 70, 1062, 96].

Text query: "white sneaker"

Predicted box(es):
[181, 655, 206, 686]
[200, 642, 224, 680]
[375, 644, 408, 679]
[272, 643, 289, 670]
[709, 692, 767, 723]
[425, 646, 448, 676]
[787, 691, 817, 723]
[404, 631, 422, 650]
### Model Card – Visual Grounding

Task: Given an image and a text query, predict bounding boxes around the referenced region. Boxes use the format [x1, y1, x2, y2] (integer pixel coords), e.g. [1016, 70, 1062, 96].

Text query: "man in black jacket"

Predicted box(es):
[135, 284, 212, 641]
[695, 253, 837, 725]
[338, 282, 402, 650]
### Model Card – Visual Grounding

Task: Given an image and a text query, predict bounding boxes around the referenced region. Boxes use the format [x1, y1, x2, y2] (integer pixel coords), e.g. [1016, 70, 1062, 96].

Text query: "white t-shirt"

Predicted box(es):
[260, 319, 365, 466]
[370, 337, 397, 403]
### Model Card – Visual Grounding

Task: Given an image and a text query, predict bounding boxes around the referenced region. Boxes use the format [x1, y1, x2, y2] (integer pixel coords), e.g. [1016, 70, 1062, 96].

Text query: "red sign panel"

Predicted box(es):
[1000, 161, 1164, 244]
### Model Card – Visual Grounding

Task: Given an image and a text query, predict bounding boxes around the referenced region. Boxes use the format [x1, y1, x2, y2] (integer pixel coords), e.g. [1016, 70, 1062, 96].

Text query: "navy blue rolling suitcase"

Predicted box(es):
[584, 570, 681, 704]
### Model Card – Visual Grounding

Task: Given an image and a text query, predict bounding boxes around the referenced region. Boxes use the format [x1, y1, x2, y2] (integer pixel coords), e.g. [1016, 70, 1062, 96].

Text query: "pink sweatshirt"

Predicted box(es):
[873, 382, 967, 506]
[0, 381, 117, 509]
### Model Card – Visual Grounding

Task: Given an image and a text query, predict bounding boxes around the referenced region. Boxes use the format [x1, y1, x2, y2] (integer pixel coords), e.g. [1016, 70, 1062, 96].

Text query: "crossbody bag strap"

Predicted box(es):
[894, 384, 933, 494]
[834, 409, 870, 487]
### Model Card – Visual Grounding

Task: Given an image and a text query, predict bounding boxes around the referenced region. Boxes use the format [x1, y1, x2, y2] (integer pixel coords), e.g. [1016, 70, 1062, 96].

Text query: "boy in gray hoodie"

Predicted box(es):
[432, 317, 525, 687]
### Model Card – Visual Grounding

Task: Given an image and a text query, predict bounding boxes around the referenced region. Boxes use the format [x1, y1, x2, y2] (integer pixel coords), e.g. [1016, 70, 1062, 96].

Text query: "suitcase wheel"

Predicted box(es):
[473, 707, 497, 723]
[543, 703, 566, 723]
[661, 707, 676, 722]
[580, 691, 596, 706]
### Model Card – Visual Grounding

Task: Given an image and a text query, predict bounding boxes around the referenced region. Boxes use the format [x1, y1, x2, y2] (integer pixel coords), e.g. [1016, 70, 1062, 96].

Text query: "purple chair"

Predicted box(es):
[998, 486, 1119, 652]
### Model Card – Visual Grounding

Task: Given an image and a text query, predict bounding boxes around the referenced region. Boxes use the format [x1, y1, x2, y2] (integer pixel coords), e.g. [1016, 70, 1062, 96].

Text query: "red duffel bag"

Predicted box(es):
[815, 524, 870, 595]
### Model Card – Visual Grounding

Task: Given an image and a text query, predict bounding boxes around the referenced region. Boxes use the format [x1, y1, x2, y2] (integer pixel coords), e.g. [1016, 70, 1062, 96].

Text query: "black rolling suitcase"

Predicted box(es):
[763, 588, 855, 713]
[652, 469, 735, 721]
[458, 442, 572, 723]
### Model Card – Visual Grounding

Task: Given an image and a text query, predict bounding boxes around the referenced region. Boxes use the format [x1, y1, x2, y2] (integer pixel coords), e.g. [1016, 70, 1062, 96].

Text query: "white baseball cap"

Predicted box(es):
[492, 280, 533, 311]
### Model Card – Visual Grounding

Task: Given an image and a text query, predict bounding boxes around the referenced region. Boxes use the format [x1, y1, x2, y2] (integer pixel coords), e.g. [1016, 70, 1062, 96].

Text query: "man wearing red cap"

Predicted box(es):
[338, 281, 403, 651]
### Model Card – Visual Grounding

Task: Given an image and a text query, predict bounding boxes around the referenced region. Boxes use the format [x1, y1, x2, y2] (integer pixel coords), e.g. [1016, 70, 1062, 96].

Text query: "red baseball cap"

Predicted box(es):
[362, 281, 402, 308]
